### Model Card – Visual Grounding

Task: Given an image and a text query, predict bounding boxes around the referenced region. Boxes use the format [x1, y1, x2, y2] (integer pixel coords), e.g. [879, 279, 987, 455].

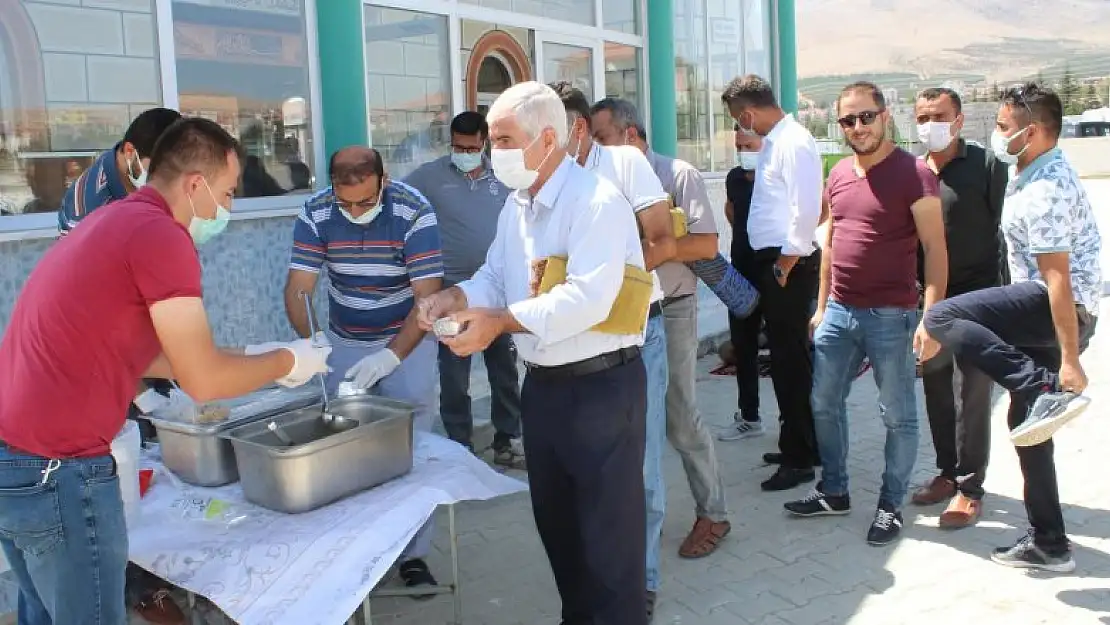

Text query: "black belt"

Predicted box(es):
[525, 346, 641, 380]
[648, 302, 663, 318]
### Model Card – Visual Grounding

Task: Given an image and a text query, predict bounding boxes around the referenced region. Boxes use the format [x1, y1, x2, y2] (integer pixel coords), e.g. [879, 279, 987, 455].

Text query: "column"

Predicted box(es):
[316, 0, 368, 157]
[775, 0, 798, 113]
[646, 0, 678, 157]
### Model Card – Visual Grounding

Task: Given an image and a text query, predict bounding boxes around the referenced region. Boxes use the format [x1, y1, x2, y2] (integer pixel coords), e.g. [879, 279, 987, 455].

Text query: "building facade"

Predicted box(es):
[0, 0, 797, 343]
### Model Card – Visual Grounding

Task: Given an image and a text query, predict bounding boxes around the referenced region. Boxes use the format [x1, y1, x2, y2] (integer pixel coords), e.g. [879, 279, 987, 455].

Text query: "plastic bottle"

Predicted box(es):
[111, 420, 142, 527]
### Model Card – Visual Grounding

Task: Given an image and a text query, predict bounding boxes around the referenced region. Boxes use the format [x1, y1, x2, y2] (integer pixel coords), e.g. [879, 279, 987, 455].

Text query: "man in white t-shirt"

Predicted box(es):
[551, 81, 678, 620]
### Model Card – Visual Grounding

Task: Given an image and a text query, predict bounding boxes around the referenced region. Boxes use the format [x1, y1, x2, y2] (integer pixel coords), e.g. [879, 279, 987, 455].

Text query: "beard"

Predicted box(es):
[846, 125, 886, 155]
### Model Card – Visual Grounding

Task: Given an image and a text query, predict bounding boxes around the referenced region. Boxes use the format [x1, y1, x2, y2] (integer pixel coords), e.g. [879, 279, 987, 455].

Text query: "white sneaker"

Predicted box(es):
[718, 418, 764, 441]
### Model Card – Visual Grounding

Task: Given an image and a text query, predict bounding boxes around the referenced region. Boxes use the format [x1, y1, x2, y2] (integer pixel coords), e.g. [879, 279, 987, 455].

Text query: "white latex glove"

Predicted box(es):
[244, 341, 286, 356]
[344, 348, 401, 389]
[276, 338, 333, 388]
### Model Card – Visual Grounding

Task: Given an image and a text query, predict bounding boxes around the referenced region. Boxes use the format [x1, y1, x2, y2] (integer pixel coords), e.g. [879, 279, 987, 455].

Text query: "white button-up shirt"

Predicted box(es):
[582, 142, 669, 303]
[747, 114, 823, 256]
[458, 157, 647, 366]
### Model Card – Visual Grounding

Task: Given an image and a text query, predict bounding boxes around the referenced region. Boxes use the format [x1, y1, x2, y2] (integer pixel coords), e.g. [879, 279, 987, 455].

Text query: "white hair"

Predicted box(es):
[486, 81, 568, 146]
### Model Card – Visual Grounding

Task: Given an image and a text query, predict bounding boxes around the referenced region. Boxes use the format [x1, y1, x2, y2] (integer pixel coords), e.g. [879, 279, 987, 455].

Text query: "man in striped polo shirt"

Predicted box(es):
[284, 146, 444, 592]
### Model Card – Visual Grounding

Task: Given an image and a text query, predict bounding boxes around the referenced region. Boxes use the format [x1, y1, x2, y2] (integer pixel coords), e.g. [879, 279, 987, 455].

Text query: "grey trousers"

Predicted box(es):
[921, 349, 994, 499]
[661, 293, 729, 522]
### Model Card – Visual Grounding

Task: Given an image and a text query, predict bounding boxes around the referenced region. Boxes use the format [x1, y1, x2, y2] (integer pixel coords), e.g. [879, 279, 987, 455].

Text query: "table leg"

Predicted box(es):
[186, 591, 204, 625]
[449, 504, 461, 625]
[362, 595, 373, 625]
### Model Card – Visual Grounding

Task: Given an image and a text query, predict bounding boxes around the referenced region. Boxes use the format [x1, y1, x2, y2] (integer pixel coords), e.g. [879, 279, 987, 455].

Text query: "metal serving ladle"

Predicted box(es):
[299, 291, 336, 423]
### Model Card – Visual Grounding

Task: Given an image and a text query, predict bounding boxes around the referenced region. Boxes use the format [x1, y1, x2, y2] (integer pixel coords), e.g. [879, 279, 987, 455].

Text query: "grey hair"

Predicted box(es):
[487, 81, 569, 146]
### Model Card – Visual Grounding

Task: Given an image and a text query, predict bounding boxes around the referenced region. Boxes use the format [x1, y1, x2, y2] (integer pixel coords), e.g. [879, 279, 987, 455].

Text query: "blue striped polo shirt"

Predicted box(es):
[58, 143, 128, 235]
[290, 180, 443, 347]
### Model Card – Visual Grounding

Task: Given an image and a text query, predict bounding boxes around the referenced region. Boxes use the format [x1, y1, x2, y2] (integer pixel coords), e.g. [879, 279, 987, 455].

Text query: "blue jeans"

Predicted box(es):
[642, 314, 668, 592]
[0, 446, 128, 625]
[811, 300, 919, 508]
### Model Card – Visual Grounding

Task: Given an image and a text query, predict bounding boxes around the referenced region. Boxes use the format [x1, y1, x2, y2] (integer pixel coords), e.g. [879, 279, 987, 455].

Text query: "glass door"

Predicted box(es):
[535, 33, 603, 102]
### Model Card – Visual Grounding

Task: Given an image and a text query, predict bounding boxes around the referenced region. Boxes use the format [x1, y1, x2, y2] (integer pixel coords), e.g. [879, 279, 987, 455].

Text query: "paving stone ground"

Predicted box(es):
[362, 301, 1110, 625]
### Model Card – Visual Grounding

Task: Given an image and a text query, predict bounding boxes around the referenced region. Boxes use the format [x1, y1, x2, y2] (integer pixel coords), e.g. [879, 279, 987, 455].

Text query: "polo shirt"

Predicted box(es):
[291, 181, 444, 348]
[402, 155, 509, 285]
[645, 150, 718, 298]
[1002, 148, 1102, 314]
[58, 143, 128, 234]
[0, 186, 202, 458]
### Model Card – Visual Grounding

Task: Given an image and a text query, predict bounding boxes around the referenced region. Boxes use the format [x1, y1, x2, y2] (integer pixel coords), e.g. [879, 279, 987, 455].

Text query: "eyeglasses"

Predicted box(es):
[335, 192, 380, 211]
[451, 145, 484, 155]
[837, 110, 884, 129]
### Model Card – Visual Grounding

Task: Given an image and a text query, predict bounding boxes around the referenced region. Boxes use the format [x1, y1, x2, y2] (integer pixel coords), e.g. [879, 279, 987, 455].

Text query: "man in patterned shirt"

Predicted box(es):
[924, 83, 1101, 573]
[284, 146, 444, 591]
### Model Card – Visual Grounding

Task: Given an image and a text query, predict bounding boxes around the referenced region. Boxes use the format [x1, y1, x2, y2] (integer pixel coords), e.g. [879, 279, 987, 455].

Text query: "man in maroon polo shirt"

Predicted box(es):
[784, 82, 948, 547]
[0, 118, 331, 625]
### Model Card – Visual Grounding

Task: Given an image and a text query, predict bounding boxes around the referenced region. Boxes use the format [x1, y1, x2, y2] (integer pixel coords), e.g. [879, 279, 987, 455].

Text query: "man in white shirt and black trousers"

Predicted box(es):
[418, 81, 649, 625]
[720, 75, 824, 491]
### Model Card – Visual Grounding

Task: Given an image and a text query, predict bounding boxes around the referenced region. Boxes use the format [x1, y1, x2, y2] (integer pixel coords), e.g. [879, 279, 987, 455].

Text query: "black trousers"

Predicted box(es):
[924, 282, 1096, 552]
[921, 350, 994, 498]
[733, 248, 820, 468]
[520, 357, 647, 625]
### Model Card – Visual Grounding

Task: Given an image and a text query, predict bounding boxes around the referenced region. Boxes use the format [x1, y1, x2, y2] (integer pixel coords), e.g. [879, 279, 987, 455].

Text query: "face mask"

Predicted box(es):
[128, 153, 147, 188]
[491, 134, 551, 191]
[187, 179, 231, 245]
[451, 151, 483, 173]
[990, 126, 1030, 165]
[339, 188, 383, 225]
[737, 112, 758, 137]
[917, 121, 954, 152]
[737, 151, 759, 170]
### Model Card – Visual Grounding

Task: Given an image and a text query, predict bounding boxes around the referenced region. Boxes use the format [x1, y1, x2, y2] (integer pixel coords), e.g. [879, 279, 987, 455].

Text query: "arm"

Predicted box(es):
[286, 200, 327, 337]
[1037, 253, 1081, 363]
[622, 147, 677, 270]
[1024, 179, 1082, 365]
[911, 195, 948, 312]
[815, 198, 834, 315]
[637, 200, 678, 270]
[777, 141, 824, 277]
[387, 277, 442, 359]
[673, 166, 718, 262]
[284, 270, 319, 338]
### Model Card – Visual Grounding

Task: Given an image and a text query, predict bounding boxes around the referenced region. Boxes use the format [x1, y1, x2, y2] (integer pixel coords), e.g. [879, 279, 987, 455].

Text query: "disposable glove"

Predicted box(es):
[344, 348, 401, 389]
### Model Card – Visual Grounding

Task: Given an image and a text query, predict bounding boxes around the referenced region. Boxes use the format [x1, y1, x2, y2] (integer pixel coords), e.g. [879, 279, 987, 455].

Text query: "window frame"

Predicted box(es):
[0, 0, 328, 239]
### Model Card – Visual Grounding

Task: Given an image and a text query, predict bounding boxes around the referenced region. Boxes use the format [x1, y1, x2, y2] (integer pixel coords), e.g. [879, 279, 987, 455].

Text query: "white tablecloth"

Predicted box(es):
[129, 433, 527, 625]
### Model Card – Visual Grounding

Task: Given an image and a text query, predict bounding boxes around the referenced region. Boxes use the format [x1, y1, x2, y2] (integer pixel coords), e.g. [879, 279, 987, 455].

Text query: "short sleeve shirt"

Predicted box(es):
[645, 150, 718, 297]
[57, 143, 128, 234]
[1002, 148, 1102, 313]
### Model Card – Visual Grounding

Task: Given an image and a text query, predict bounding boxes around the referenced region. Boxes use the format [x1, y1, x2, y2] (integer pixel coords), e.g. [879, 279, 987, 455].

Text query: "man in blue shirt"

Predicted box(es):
[57, 107, 182, 235]
[285, 146, 444, 591]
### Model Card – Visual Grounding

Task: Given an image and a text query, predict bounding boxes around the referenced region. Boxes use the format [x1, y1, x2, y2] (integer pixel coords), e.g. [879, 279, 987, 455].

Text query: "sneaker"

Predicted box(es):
[492, 436, 526, 470]
[718, 418, 764, 441]
[1010, 391, 1091, 447]
[991, 531, 1075, 573]
[866, 503, 903, 546]
[398, 558, 438, 600]
[784, 486, 851, 517]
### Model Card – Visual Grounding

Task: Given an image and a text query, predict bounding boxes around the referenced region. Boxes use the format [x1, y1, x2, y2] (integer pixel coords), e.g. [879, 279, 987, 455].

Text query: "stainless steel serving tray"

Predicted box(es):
[145, 385, 322, 487]
[225, 395, 415, 514]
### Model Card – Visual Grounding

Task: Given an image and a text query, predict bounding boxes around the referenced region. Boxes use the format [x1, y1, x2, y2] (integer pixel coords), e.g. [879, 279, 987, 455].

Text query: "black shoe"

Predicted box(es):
[866, 502, 903, 546]
[761, 466, 815, 491]
[991, 531, 1076, 573]
[1010, 391, 1091, 447]
[784, 486, 851, 517]
[763, 452, 783, 464]
[398, 558, 438, 600]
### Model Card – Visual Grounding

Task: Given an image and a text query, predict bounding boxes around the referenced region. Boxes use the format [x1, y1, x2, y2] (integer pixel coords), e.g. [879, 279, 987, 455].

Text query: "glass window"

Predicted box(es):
[673, 0, 710, 170]
[461, 20, 533, 116]
[743, 0, 771, 83]
[172, 0, 315, 198]
[604, 43, 641, 113]
[460, 0, 596, 27]
[543, 42, 594, 102]
[708, 0, 744, 171]
[364, 6, 451, 180]
[602, 0, 639, 34]
[0, 0, 161, 217]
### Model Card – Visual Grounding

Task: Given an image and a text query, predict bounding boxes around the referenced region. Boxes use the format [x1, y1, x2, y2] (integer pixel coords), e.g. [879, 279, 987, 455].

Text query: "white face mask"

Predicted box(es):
[339, 187, 384, 225]
[990, 126, 1030, 166]
[737, 151, 759, 170]
[491, 134, 551, 191]
[917, 121, 955, 152]
[128, 153, 147, 188]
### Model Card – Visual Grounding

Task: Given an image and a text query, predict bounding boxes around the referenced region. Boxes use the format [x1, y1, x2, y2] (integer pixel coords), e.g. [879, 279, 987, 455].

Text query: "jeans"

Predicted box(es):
[811, 300, 919, 508]
[641, 314, 668, 593]
[438, 334, 522, 446]
[661, 294, 728, 522]
[0, 447, 128, 625]
[924, 282, 1096, 553]
[921, 349, 994, 498]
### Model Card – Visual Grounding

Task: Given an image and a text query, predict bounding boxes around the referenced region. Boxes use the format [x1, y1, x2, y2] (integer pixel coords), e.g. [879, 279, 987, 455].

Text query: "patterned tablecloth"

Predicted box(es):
[129, 433, 527, 625]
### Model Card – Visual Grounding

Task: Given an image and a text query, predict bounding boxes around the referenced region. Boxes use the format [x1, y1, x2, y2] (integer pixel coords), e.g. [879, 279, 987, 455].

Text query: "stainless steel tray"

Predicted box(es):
[146, 386, 322, 487]
[225, 395, 415, 514]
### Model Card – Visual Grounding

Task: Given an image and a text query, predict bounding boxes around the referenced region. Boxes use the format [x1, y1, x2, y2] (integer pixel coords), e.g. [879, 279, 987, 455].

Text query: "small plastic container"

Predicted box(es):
[111, 420, 142, 527]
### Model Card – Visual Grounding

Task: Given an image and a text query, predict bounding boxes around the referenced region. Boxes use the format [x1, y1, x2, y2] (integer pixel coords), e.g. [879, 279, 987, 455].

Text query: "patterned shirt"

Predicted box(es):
[291, 181, 443, 347]
[1002, 148, 1102, 314]
[57, 143, 128, 234]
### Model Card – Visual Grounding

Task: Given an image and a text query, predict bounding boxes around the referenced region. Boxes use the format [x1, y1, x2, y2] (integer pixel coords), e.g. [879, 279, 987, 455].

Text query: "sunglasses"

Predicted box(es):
[837, 110, 884, 129]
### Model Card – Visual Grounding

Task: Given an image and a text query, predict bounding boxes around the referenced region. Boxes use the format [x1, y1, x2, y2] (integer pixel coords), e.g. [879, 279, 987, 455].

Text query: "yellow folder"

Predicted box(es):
[535, 256, 653, 335]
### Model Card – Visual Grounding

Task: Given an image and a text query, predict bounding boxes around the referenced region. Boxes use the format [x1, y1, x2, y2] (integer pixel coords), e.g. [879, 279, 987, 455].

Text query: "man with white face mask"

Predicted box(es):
[417, 81, 649, 625]
[284, 146, 445, 592]
[909, 87, 1009, 528]
[58, 107, 182, 236]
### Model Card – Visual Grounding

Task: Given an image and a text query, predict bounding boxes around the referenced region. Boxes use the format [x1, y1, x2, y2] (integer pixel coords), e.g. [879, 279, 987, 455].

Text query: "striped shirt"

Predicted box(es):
[58, 143, 128, 235]
[291, 181, 443, 347]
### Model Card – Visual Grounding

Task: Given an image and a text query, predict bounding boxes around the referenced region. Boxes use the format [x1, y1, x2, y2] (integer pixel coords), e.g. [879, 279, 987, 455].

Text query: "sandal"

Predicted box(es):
[134, 588, 185, 625]
[678, 517, 731, 559]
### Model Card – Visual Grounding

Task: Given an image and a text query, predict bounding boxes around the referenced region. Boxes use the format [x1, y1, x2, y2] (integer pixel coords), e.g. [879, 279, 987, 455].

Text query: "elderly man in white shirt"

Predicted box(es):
[719, 74, 825, 493]
[417, 81, 649, 625]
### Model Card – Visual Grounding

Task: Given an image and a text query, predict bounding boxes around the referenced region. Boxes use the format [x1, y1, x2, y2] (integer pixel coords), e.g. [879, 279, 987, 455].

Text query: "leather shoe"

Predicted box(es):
[939, 493, 982, 529]
[911, 475, 957, 506]
[761, 466, 815, 491]
[763, 452, 820, 467]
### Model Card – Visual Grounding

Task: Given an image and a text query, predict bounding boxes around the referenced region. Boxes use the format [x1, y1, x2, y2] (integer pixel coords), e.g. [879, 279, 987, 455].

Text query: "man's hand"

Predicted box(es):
[441, 309, 507, 357]
[809, 310, 824, 340]
[1058, 358, 1088, 394]
[416, 289, 465, 332]
[913, 322, 941, 362]
[345, 348, 402, 389]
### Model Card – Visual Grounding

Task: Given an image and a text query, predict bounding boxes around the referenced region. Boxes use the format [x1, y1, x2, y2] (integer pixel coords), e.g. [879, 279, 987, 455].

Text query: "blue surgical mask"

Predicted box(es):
[451, 152, 483, 173]
[737, 151, 759, 170]
[990, 126, 1030, 166]
[187, 179, 231, 245]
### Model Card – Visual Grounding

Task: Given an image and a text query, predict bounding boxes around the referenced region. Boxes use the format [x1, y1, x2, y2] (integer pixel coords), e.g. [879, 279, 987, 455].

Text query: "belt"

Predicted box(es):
[525, 346, 641, 380]
[648, 301, 663, 318]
